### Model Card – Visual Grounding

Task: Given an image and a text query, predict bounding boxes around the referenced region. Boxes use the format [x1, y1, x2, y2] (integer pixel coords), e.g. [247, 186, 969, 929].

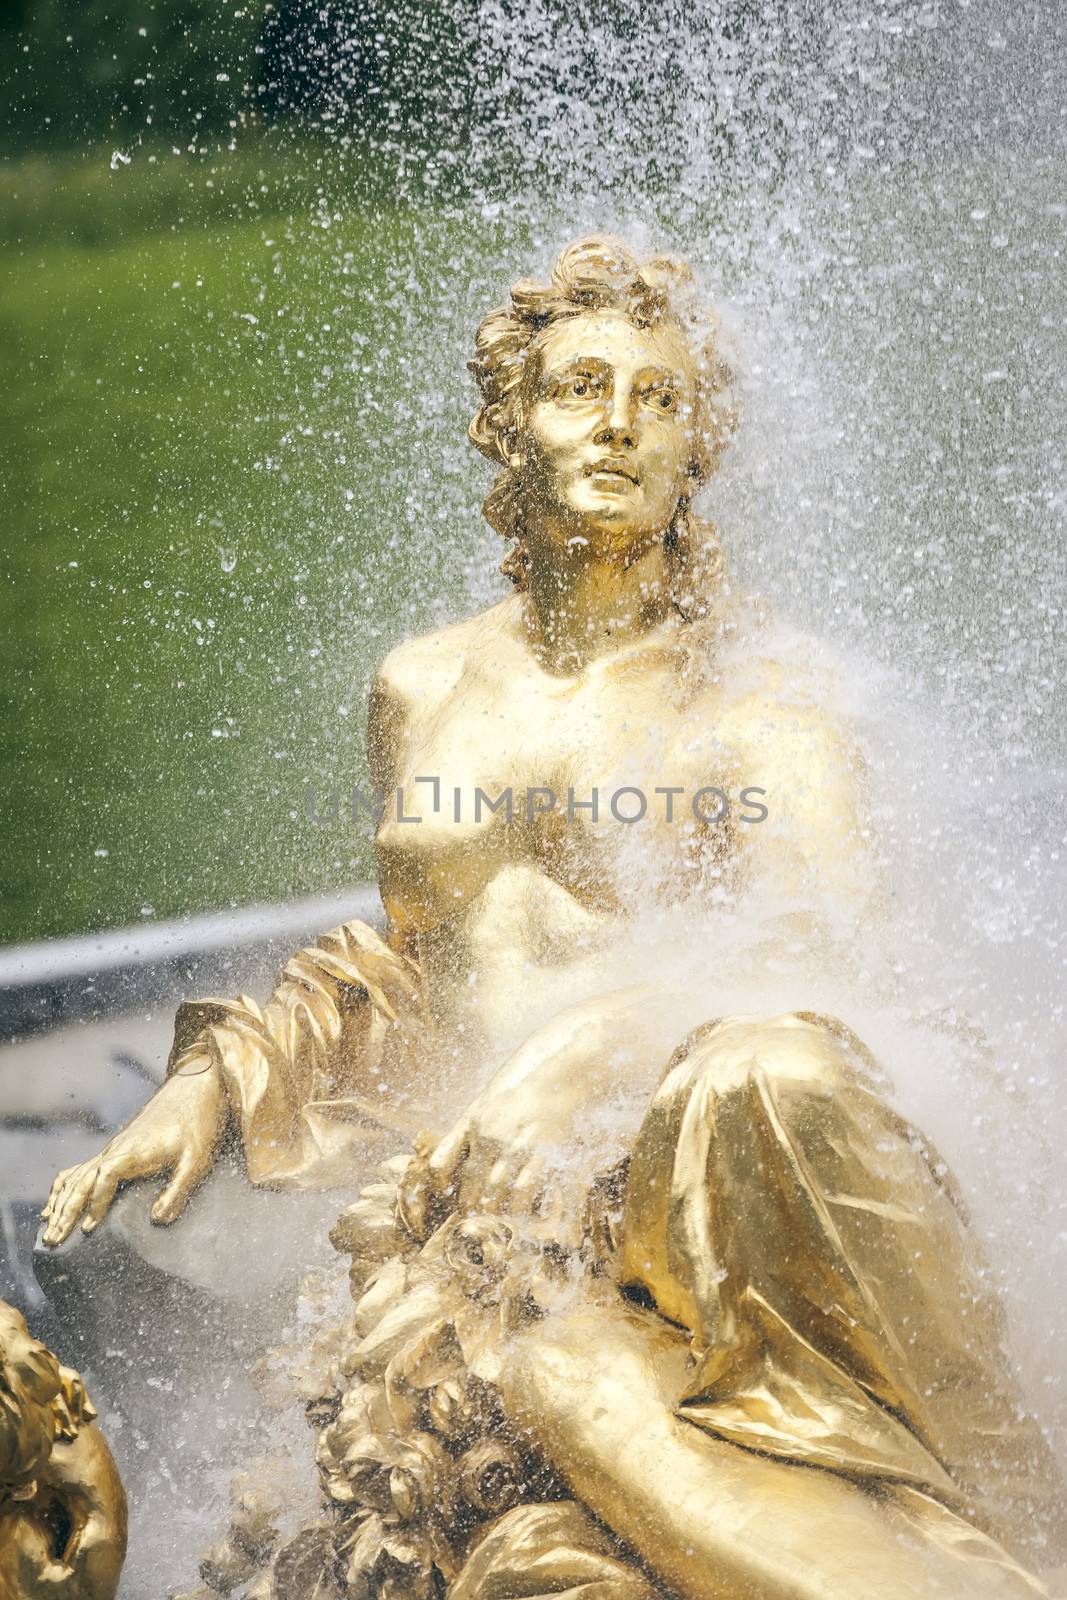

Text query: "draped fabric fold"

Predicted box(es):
[621, 1011, 1066, 1570]
[165, 919, 425, 1187]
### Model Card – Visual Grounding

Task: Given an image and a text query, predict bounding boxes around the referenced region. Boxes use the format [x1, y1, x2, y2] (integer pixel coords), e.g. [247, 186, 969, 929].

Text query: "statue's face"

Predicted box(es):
[518, 309, 699, 553]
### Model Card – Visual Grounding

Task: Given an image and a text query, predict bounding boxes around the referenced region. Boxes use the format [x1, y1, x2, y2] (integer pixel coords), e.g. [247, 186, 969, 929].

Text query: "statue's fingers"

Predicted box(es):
[529, 1175, 584, 1250]
[42, 1162, 91, 1232]
[453, 1137, 505, 1214]
[482, 1149, 542, 1217]
[479, 1153, 512, 1212]
[41, 1164, 98, 1246]
[80, 1163, 121, 1234]
[41, 1164, 79, 1220]
[511, 1153, 547, 1205]
[427, 1120, 473, 1191]
[509, 1150, 538, 1195]
[150, 1148, 207, 1225]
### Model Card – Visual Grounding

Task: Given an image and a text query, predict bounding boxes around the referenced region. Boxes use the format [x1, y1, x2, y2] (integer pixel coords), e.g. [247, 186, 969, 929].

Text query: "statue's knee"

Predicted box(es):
[675, 1010, 872, 1096]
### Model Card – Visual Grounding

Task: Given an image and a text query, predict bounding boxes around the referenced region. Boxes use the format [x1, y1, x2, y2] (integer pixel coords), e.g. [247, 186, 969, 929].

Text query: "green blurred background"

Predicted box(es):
[1, 1, 502, 945]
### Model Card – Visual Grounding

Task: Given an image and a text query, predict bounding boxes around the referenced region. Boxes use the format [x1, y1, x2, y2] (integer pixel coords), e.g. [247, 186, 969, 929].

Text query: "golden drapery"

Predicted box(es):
[170, 925, 1065, 1598]
[620, 1012, 1065, 1571]
[165, 919, 425, 1187]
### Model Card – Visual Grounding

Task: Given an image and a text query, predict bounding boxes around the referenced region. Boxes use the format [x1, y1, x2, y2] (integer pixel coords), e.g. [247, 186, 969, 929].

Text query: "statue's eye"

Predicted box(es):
[561, 372, 597, 399]
[657, 389, 677, 410]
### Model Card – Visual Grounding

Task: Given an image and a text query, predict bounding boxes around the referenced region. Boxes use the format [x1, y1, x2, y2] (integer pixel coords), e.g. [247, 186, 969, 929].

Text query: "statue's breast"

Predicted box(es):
[375, 647, 738, 939]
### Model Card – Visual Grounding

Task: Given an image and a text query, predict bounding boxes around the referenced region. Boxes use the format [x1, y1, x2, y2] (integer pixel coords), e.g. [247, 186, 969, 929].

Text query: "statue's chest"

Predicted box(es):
[378, 657, 737, 935]
[396, 661, 731, 828]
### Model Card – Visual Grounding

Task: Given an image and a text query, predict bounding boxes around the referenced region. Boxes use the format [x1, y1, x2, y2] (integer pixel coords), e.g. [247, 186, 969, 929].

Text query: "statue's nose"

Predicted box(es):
[594, 405, 636, 449]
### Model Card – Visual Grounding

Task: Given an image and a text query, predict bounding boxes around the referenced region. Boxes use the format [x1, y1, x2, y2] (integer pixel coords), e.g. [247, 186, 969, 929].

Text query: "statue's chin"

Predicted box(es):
[553, 494, 656, 548]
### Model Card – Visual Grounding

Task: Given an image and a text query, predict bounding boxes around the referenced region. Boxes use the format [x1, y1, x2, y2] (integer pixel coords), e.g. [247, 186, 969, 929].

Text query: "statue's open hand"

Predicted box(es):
[40, 1059, 226, 1246]
[427, 1091, 577, 1238]
[426, 995, 657, 1240]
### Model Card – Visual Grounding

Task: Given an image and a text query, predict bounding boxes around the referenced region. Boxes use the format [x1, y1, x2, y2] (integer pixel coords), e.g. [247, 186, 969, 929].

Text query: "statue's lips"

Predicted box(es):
[586, 461, 640, 486]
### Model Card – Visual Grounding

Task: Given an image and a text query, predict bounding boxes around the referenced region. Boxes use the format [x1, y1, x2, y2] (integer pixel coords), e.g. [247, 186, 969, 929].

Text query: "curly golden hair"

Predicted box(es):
[468, 235, 736, 605]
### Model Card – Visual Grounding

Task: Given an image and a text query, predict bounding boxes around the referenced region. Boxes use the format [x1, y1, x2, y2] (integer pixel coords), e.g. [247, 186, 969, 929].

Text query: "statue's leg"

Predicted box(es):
[499, 1295, 1050, 1600]
[619, 1011, 1065, 1574]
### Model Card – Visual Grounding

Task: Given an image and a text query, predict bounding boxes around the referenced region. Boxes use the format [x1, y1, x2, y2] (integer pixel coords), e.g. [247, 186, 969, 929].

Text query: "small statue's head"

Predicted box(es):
[469, 236, 736, 591]
[0, 1302, 62, 1499]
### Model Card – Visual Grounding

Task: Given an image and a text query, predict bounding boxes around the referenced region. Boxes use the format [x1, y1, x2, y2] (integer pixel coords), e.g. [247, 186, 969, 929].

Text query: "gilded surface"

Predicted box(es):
[42, 237, 1066, 1597]
[0, 1300, 127, 1600]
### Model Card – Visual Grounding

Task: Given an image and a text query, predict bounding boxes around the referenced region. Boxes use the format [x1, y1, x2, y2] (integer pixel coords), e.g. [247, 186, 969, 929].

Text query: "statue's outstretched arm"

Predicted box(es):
[42, 667, 425, 1247]
[40, 1061, 227, 1246]
[41, 918, 421, 1245]
[165, 917, 422, 1186]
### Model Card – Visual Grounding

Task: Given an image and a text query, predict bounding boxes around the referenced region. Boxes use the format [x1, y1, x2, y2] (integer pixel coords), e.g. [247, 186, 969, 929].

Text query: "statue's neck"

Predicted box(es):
[521, 527, 678, 673]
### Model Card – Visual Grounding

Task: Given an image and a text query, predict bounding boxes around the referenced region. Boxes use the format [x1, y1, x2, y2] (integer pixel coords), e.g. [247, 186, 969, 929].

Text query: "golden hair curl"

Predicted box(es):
[467, 235, 737, 608]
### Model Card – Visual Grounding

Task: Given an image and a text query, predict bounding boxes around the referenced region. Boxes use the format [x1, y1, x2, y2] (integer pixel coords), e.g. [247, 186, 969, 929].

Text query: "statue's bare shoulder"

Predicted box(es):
[702, 622, 880, 908]
[368, 596, 524, 780]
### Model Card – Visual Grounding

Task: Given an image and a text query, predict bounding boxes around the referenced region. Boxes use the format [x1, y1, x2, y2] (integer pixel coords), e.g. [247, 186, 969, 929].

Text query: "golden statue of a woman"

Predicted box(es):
[41, 237, 1066, 1599]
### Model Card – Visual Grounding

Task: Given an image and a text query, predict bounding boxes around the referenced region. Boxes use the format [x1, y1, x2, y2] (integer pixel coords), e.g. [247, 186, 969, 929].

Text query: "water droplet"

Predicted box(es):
[220, 547, 237, 574]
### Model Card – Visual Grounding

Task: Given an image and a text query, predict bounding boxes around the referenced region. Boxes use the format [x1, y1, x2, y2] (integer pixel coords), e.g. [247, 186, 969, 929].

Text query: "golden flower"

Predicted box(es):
[337, 1433, 400, 1515]
[317, 1382, 391, 1506]
[456, 1439, 524, 1517]
[226, 1461, 286, 1560]
[271, 1523, 340, 1600]
[384, 1432, 451, 1524]
[396, 1135, 449, 1246]
[322, 1420, 451, 1527]
[341, 1511, 436, 1600]
[330, 1182, 418, 1295]
[199, 1535, 259, 1593]
[424, 1377, 478, 1443]
[440, 1216, 514, 1304]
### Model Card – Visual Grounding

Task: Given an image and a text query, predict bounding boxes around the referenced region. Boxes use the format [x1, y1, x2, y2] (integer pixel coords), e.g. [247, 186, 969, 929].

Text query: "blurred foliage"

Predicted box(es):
[0, 0, 497, 945]
[1, 0, 267, 154]
[256, 0, 475, 161]
[0, 0, 477, 160]
[0, 126, 393, 248]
